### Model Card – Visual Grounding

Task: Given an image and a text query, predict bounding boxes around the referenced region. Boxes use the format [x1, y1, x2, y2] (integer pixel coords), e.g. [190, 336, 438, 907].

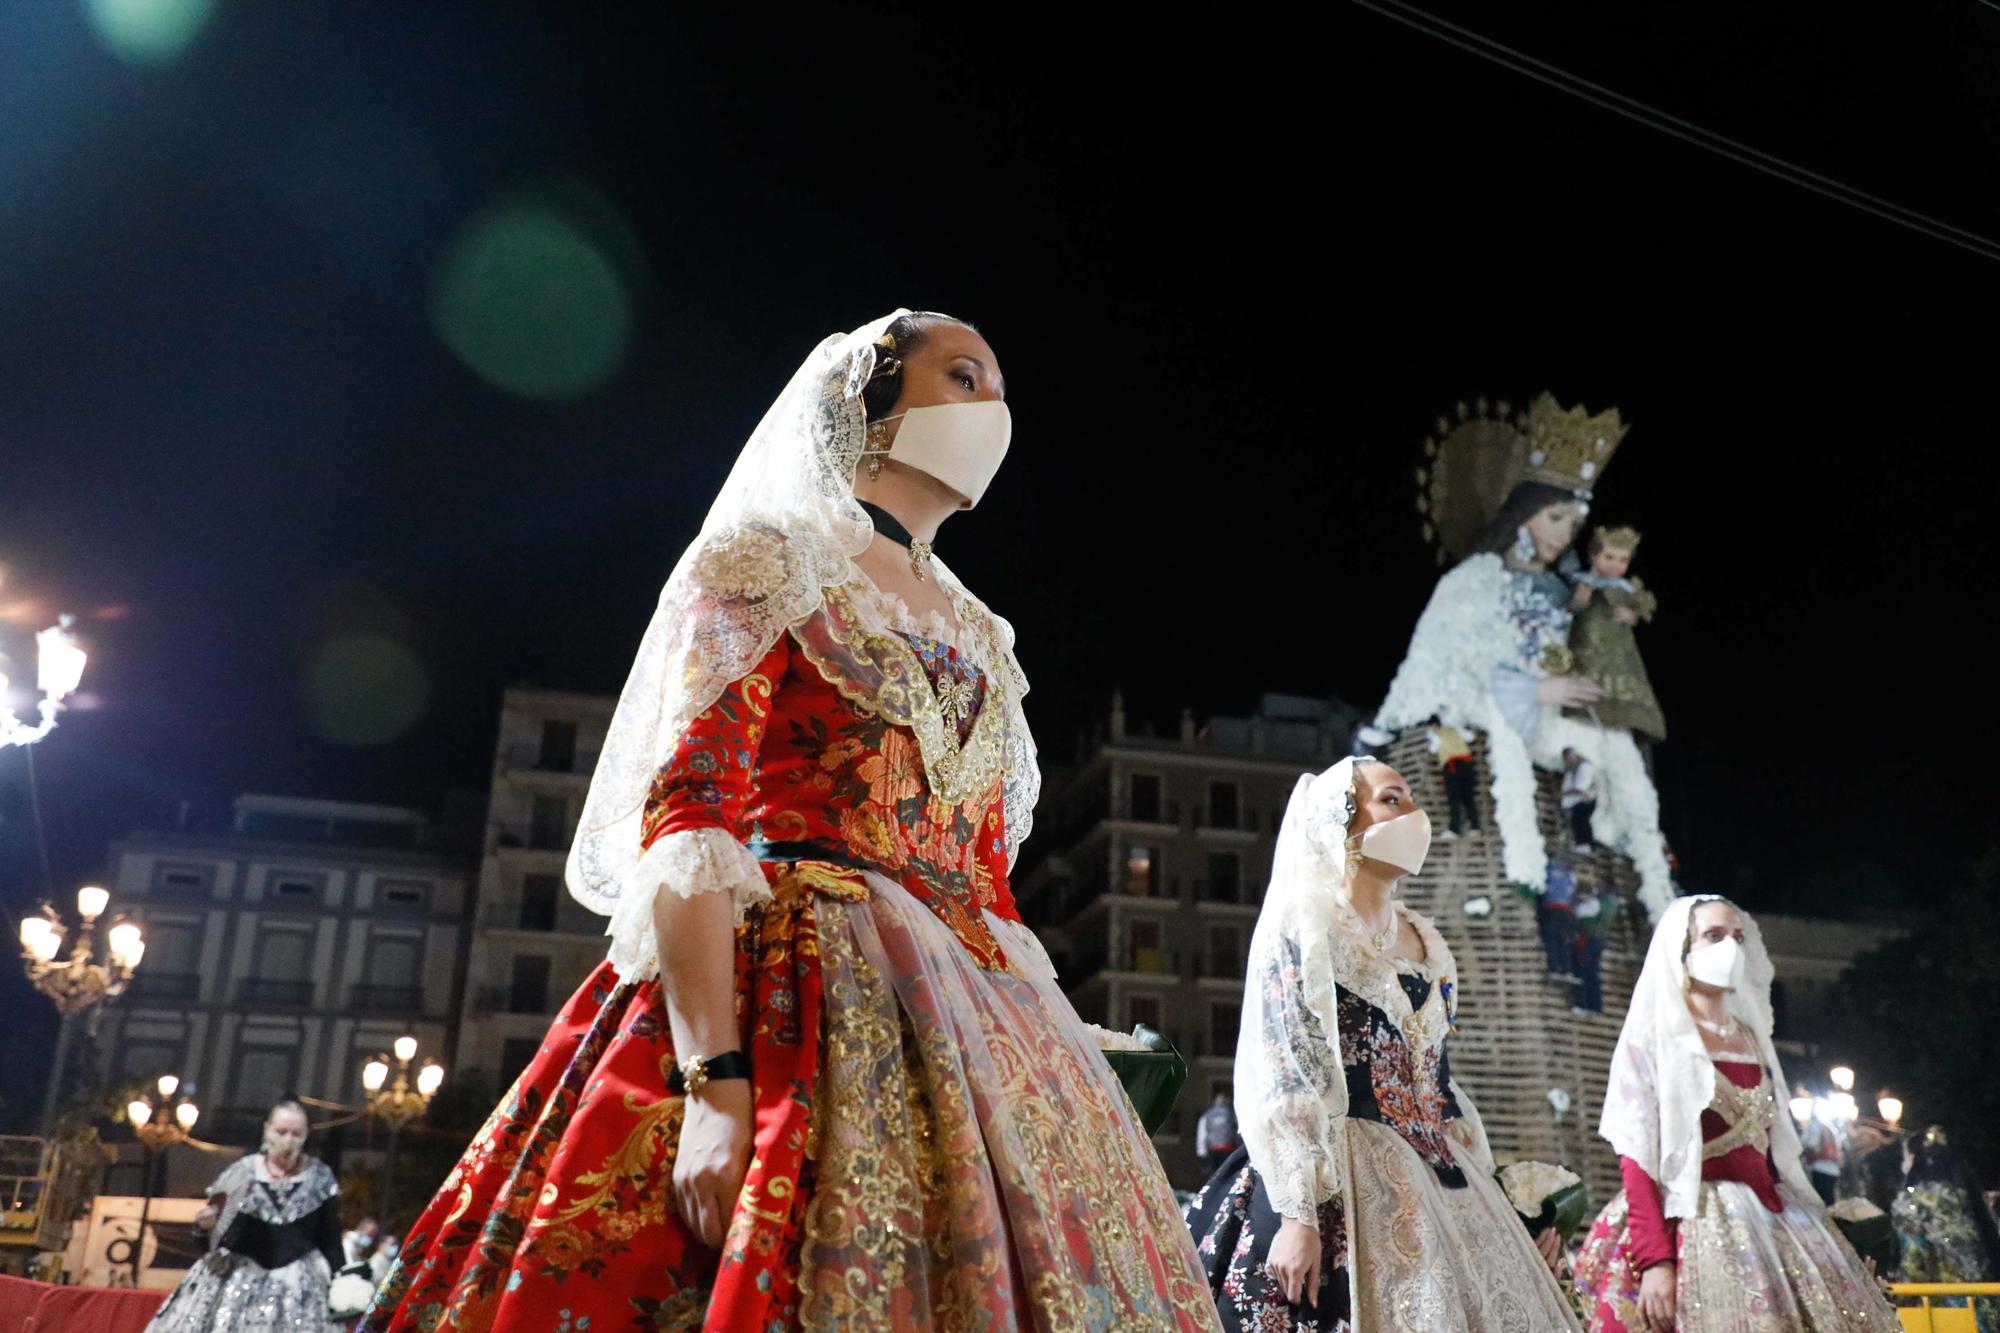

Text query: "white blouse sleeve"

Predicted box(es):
[604, 827, 772, 981]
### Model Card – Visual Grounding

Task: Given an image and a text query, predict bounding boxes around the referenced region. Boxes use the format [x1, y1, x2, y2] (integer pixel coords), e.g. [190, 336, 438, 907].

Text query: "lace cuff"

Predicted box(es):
[1258, 1102, 1345, 1227]
[604, 828, 772, 980]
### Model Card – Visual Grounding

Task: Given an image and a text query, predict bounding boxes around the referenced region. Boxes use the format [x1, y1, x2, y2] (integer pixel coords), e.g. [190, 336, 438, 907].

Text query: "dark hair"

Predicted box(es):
[860, 311, 976, 423]
[1472, 481, 1584, 558]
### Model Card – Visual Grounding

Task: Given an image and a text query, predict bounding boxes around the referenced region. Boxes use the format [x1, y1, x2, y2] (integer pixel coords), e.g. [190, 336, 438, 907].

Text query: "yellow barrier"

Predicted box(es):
[1889, 1282, 2000, 1333]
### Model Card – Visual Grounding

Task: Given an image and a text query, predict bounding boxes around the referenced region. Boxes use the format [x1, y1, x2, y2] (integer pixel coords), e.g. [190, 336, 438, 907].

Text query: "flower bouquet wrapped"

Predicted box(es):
[1498, 1160, 1590, 1240]
[1092, 1023, 1189, 1137]
[328, 1264, 378, 1320]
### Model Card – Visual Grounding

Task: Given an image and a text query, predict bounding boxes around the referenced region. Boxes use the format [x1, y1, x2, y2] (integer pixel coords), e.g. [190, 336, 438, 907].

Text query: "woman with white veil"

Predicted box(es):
[1573, 896, 1899, 1331]
[1185, 757, 1578, 1331]
[360, 311, 1220, 1332]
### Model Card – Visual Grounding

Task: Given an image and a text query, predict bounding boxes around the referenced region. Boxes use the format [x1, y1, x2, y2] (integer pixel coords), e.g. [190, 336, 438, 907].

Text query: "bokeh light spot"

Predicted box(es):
[432, 179, 645, 403]
[84, 0, 214, 65]
[304, 633, 432, 747]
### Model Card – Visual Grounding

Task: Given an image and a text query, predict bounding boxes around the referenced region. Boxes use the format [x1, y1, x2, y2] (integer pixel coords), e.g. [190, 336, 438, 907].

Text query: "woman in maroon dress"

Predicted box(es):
[1573, 896, 1898, 1331]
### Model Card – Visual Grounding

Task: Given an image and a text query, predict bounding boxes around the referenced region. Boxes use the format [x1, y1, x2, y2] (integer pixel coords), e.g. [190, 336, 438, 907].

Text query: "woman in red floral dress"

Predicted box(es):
[359, 311, 1221, 1333]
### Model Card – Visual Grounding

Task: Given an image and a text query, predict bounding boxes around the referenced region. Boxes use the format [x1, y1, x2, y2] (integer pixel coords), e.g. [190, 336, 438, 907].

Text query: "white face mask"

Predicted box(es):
[872, 400, 1012, 508]
[1685, 936, 1745, 991]
[1359, 808, 1431, 876]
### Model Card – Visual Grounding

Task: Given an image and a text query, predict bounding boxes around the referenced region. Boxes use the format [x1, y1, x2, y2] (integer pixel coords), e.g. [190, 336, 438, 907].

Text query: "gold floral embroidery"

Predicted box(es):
[788, 585, 1010, 808]
[536, 1055, 683, 1228]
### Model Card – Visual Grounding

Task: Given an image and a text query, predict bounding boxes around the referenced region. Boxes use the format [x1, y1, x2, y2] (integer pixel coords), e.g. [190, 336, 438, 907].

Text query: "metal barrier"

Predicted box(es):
[1888, 1282, 2000, 1333]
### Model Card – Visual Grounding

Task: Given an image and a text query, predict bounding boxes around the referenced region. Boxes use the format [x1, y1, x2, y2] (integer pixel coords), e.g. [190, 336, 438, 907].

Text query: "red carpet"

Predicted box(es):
[0, 1275, 168, 1332]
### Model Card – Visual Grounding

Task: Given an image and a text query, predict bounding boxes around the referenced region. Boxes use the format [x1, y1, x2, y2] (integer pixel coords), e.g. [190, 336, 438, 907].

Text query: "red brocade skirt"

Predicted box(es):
[358, 865, 1219, 1333]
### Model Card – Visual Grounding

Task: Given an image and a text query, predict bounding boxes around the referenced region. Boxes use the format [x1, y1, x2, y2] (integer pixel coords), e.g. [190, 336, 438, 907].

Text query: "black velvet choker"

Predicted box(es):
[857, 501, 935, 582]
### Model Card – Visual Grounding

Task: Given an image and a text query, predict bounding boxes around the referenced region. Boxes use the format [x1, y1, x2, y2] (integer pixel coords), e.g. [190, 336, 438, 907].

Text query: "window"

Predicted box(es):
[1126, 773, 1162, 823]
[154, 865, 211, 897]
[509, 954, 551, 1014]
[519, 874, 561, 931]
[1207, 781, 1241, 830]
[120, 1042, 181, 1082]
[257, 927, 312, 979]
[379, 879, 429, 912]
[1205, 852, 1242, 903]
[367, 935, 421, 987]
[500, 1038, 541, 1089]
[1126, 994, 1163, 1032]
[269, 873, 320, 903]
[1209, 1001, 1241, 1056]
[1207, 924, 1241, 977]
[1122, 846, 1159, 898]
[145, 921, 200, 976]
[235, 1048, 296, 1110]
[1127, 918, 1167, 974]
[539, 720, 578, 772]
[530, 796, 569, 851]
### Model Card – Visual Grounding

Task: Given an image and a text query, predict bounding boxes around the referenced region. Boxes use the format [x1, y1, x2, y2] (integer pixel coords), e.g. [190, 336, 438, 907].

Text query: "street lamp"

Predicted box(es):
[19, 886, 145, 1132]
[362, 1036, 444, 1225]
[1878, 1095, 1904, 1129]
[1, 614, 87, 748]
[125, 1076, 199, 1284]
[1829, 1065, 1855, 1093]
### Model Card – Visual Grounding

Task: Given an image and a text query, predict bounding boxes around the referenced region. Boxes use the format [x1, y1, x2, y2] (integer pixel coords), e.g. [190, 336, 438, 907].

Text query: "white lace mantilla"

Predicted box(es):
[1236, 762, 1469, 1227]
[565, 314, 1040, 928]
[1600, 897, 1820, 1220]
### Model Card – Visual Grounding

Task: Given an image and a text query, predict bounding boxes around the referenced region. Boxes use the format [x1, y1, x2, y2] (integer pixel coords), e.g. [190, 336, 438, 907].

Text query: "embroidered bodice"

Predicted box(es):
[640, 583, 1020, 970]
[1336, 967, 1468, 1188]
[1701, 1060, 1777, 1162]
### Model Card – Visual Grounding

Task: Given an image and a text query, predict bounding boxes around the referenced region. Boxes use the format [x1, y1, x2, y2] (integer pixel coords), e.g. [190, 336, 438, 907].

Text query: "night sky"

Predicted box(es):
[4, 5, 1997, 1122]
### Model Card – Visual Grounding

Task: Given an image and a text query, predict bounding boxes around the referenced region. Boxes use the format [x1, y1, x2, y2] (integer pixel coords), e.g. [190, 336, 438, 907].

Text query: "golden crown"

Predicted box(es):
[1522, 392, 1628, 494]
[1592, 525, 1642, 552]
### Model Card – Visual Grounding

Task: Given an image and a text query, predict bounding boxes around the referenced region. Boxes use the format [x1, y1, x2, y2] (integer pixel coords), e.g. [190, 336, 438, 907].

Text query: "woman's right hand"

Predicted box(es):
[672, 1081, 754, 1252]
[1539, 675, 1604, 708]
[1266, 1217, 1322, 1307]
[193, 1203, 219, 1231]
[1639, 1261, 1676, 1331]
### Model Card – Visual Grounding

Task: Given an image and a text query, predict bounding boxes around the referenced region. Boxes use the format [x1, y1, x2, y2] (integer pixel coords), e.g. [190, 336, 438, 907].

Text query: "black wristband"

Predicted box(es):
[667, 1049, 751, 1095]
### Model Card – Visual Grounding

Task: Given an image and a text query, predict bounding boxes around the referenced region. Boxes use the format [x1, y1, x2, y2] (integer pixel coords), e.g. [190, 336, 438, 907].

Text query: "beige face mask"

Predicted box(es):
[1359, 808, 1432, 876]
[870, 400, 1012, 508]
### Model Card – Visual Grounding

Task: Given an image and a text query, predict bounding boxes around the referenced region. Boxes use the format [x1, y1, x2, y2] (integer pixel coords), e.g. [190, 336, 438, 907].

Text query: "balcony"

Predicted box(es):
[126, 972, 202, 1002]
[1111, 798, 1183, 829]
[349, 984, 424, 1013]
[495, 826, 573, 854]
[1198, 952, 1245, 980]
[500, 744, 599, 779]
[1067, 943, 1186, 985]
[479, 901, 604, 937]
[1197, 808, 1259, 834]
[236, 978, 314, 1006]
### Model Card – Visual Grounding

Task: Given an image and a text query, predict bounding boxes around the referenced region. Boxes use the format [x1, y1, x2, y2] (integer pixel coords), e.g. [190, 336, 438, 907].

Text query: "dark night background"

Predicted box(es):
[2, 4, 1997, 1127]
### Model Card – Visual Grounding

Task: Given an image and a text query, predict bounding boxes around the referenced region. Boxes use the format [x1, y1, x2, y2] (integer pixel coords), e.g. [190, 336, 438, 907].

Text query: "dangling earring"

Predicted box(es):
[1513, 524, 1536, 563]
[863, 421, 889, 481]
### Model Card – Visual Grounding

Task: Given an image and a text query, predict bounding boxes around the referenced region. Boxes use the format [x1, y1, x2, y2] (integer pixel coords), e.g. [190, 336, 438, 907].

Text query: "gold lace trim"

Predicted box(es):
[1701, 1063, 1776, 1160]
[789, 584, 1011, 808]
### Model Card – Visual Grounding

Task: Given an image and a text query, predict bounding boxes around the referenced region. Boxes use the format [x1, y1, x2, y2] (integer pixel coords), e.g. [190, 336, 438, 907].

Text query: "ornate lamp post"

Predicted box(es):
[362, 1036, 443, 1223]
[19, 886, 145, 1132]
[126, 1075, 199, 1284]
[1, 614, 88, 748]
